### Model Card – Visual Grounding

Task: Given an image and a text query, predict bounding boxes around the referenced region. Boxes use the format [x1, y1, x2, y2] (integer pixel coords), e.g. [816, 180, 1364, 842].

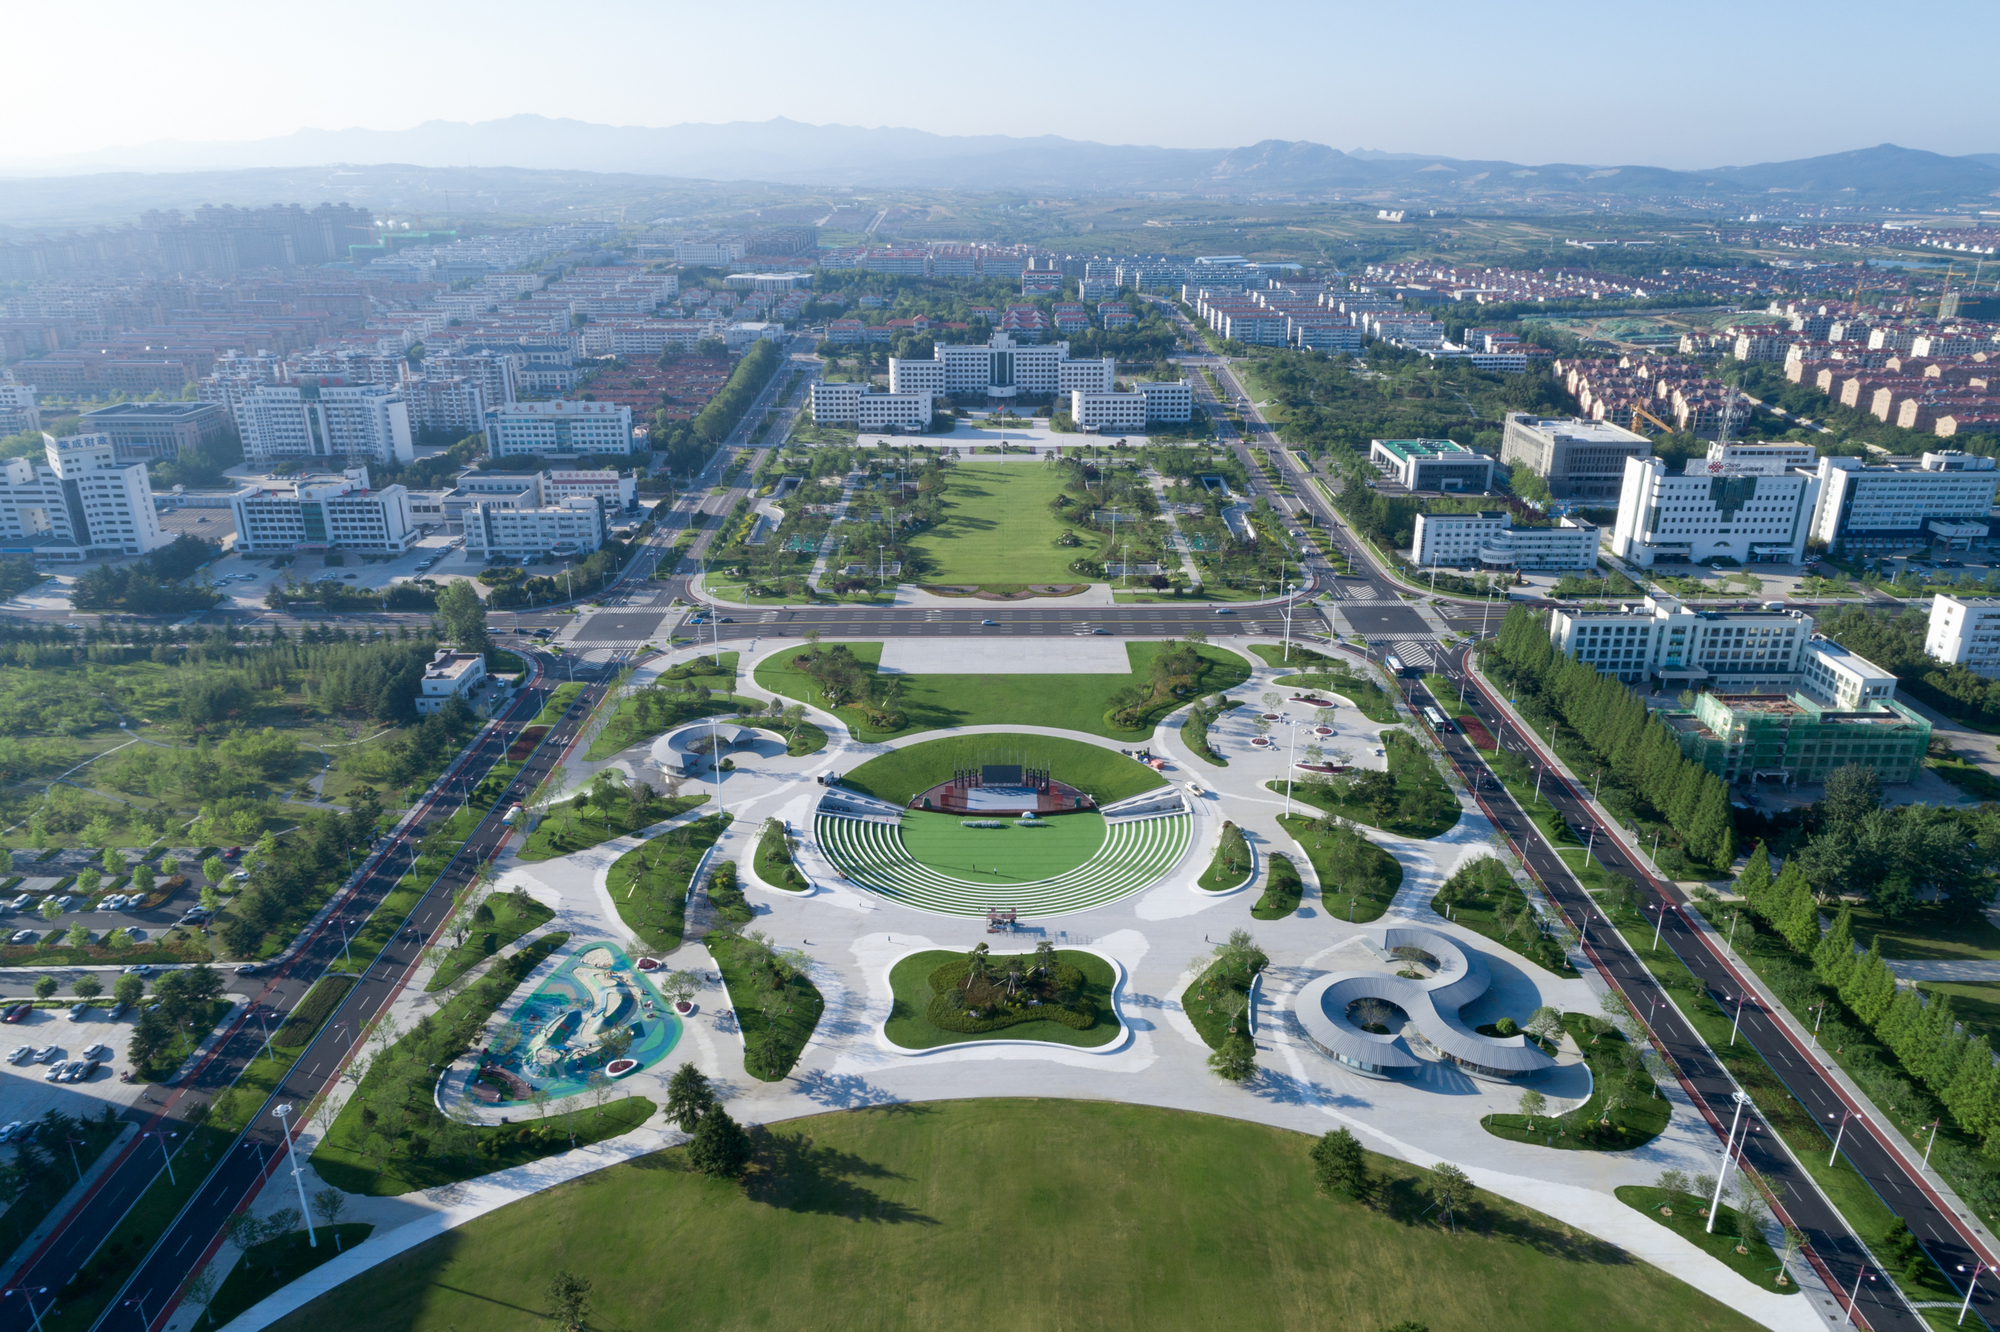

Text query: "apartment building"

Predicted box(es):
[1925, 593, 2000, 679]
[78, 401, 230, 463]
[1808, 452, 2000, 554]
[463, 495, 607, 559]
[423, 350, 517, 408]
[1368, 438, 1495, 493]
[404, 377, 487, 437]
[1410, 511, 1600, 570]
[0, 383, 39, 435]
[1499, 414, 1652, 500]
[808, 381, 933, 432]
[0, 433, 169, 560]
[482, 400, 638, 459]
[1611, 455, 1821, 567]
[229, 466, 416, 555]
[237, 382, 415, 467]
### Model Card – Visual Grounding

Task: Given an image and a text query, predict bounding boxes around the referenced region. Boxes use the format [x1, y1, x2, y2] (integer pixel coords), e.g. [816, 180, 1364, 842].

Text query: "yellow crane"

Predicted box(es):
[1630, 404, 1677, 436]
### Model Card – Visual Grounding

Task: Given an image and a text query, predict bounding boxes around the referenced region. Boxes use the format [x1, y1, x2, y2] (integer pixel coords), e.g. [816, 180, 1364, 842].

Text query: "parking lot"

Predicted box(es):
[2, 846, 216, 957]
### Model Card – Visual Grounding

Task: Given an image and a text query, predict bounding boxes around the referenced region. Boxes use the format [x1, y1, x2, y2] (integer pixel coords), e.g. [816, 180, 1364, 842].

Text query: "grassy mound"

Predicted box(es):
[886, 949, 1119, 1049]
[841, 734, 1164, 807]
[266, 1100, 1766, 1332]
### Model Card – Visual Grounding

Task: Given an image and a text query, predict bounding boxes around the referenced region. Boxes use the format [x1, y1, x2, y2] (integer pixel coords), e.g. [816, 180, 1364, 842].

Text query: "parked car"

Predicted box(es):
[10, 929, 38, 945]
[81, 1043, 110, 1060]
[223, 847, 243, 859]
[34, 1045, 60, 1063]
[231, 870, 249, 882]
[100, 894, 127, 911]
[0, 1121, 22, 1142]
[66, 1060, 96, 1082]
[3, 1002, 31, 1022]
[68, 1002, 91, 1020]
[5, 893, 29, 910]
[44, 1060, 73, 1082]
[52, 895, 73, 911]
[5, 1047, 32, 1065]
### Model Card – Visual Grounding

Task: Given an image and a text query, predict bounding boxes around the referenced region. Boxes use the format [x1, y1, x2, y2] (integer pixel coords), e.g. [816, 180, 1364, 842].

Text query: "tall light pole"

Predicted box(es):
[1728, 991, 1748, 1046]
[273, 1104, 318, 1249]
[1648, 901, 1672, 952]
[1827, 1107, 1862, 1168]
[1843, 1266, 1875, 1328]
[142, 1128, 178, 1185]
[1283, 718, 1301, 818]
[1955, 1262, 1993, 1325]
[1706, 1091, 1751, 1234]
[3, 1286, 52, 1332]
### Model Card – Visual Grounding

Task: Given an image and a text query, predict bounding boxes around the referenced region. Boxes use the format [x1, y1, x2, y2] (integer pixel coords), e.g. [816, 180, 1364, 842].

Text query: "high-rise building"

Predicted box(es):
[237, 382, 414, 467]
[1808, 453, 2000, 554]
[79, 401, 231, 463]
[1611, 454, 1821, 567]
[0, 433, 169, 559]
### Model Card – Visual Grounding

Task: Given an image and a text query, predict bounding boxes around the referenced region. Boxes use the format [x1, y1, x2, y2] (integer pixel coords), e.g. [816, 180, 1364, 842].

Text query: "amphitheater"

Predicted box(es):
[815, 787, 1192, 917]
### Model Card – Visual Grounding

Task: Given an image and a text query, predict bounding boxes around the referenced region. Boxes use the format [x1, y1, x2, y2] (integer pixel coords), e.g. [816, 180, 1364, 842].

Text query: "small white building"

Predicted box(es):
[416, 649, 487, 715]
[808, 381, 933, 432]
[464, 496, 608, 560]
[1926, 593, 2000, 679]
[1411, 510, 1600, 570]
[1799, 636, 1900, 708]
[1369, 438, 1494, 493]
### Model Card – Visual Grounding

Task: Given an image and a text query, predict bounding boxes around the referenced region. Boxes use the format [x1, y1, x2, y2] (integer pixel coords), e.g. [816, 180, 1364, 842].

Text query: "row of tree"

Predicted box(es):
[1489, 605, 1734, 872]
[70, 536, 225, 614]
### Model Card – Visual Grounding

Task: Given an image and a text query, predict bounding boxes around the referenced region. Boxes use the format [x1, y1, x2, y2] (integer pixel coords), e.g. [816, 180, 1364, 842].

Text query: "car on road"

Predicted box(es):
[122, 963, 154, 977]
[717, 616, 734, 623]
[980, 619, 996, 625]
[235, 963, 261, 975]
[1090, 628, 1109, 634]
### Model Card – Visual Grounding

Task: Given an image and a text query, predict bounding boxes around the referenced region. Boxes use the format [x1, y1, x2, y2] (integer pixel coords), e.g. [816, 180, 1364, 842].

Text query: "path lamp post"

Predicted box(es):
[1583, 825, 1597, 870]
[1648, 901, 1673, 952]
[1533, 765, 1545, 806]
[1809, 999, 1828, 1049]
[141, 1129, 178, 1184]
[273, 1104, 318, 1249]
[1956, 1263, 1994, 1325]
[1843, 1266, 1876, 1328]
[1283, 719, 1302, 818]
[1828, 1108, 1863, 1168]
[123, 1294, 152, 1327]
[1925, 1118, 1943, 1170]
[4, 1287, 51, 1332]
[1726, 992, 1749, 1047]
[1706, 1091, 1752, 1234]
[259, 1009, 275, 1063]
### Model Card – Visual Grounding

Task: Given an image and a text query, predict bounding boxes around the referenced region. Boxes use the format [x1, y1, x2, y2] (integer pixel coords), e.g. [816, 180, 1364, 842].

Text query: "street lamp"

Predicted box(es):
[141, 1128, 178, 1185]
[1647, 901, 1673, 953]
[1725, 991, 1749, 1046]
[1843, 1265, 1876, 1328]
[123, 1294, 152, 1327]
[1282, 718, 1302, 818]
[272, 1105, 318, 1249]
[3, 1287, 52, 1332]
[1955, 1262, 1994, 1325]
[1827, 1107, 1863, 1168]
[1706, 1091, 1752, 1234]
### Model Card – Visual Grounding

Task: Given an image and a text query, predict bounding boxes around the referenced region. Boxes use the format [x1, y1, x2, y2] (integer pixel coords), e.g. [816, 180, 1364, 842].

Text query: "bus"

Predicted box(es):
[503, 803, 524, 827]
[1422, 706, 1453, 732]
[1384, 654, 1407, 677]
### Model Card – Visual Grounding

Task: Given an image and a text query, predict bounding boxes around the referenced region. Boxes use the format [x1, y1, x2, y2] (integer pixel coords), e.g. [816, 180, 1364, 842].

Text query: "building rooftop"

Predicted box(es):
[423, 651, 484, 682]
[1372, 438, 1474, 462]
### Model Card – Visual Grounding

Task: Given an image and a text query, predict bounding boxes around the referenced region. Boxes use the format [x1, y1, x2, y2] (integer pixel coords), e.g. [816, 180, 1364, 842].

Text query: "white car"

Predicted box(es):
[44, 1060, 74, 1082]
[81, 1043, 110, 1060]
[100, 894, 128, 911]
[5, 1046, 33, 1065]
[0, 1121, 22, 1143]
[34, 1045, 60, 1063]
[52, 895, 74, 911]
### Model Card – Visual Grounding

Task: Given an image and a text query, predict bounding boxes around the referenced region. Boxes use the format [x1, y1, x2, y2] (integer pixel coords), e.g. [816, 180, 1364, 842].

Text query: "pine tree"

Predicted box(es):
[1310, 1128, 1370, 1199]
[1877, 987, 1925, 1059]
[1775, 862, 1821, 953]
[1814, 905, 1856, 981]
[1944, 1036, 2000, 1136]
[1686, 782, 1732, 870]
[1849, 939, 1898, 1025]
[687, 1105, 752, 1178]
[1734, 844, 1774, 917]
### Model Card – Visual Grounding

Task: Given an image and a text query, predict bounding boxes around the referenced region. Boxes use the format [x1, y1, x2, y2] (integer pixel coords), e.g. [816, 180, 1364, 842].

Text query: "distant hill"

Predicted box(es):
[1, 117, 1995, 207]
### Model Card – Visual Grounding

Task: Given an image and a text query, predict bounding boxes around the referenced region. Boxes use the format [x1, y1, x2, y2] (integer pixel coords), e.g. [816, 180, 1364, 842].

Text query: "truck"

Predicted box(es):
[503, 803, 524, 827]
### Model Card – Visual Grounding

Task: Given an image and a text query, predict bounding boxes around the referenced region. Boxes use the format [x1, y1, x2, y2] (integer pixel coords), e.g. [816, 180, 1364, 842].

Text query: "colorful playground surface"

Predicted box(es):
[476, 942, 682, 1103]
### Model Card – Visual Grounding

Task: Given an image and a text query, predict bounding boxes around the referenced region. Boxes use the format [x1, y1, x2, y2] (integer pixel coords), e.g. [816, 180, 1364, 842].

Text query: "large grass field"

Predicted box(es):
[907, 461, 1080, 584]
[754, 640, 1250, 742]
[267, 1100, 1767, 1332]
[898, 809, 1107, 882]
[842, 734, 1164, 806]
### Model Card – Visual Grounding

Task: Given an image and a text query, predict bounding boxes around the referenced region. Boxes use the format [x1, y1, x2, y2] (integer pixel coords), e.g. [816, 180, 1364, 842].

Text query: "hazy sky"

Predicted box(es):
[15, 0, 1997, 168]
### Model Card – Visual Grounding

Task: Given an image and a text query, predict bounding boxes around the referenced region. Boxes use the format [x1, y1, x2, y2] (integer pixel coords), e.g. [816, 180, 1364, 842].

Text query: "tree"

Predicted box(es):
[435, 579, 491, 651]
[547, 1269, 593, 1332]
[1823, 762, 1882, 828]
[202, 855, 227, 884]
[66, 923, 91, 950]
[71, 974, 102, 1001]
[1525, 1006, 1564, 1045]
[687, 1104, 751, 1177]
[1310, 1127, 1369, 1199]
[114, 973, 145, 1008]
[665, 1062, 716, 1132]
[1426, 1161, 1473, 1231]
[311, 1186, 348, 1228]
[1208, 1032, 1257, 1082]
[1516, 1089, 1547, 1127]
[33, 974, 58, 1000]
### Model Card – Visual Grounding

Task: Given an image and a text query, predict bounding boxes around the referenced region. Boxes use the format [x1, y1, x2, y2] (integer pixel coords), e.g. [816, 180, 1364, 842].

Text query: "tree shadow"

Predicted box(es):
[794, 1068, 903, 1109]
[741, 1127, 939, 1225]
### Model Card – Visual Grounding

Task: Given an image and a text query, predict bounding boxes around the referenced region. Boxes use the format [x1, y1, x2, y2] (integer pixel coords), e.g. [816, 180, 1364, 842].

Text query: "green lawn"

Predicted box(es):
[1250, 852, 1303, 919]
[898, 809, 1106, 883]
[207, 1224, 376, 1328]
[754, 640, 1250, 742]
[1269, 730, 1459, 839]
[1916, 980, 2000, 1048]
[426, 891, 556, 991]
[885, 949, 1120, 1049]
[264, 1101, 1767, 1332]
[1429, 855, 1577, 978]
[1276, 814, 1400, 924]
[606, 813, 733, 952]
[1268, 661, 1400, 725]
[517, 793, 709, 862]
[707, 929, 824, 1081]
[1846, 903, 2000, 963]
[841, 733, 1164, 806]
[1615, 1188, 1795, 1296]
[907, 461, 1083, 585]
[1481, 1014, 1667, 1151]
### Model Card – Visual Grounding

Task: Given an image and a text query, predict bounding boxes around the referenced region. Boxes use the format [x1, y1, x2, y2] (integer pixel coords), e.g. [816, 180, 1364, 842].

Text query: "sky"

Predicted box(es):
[12, 0, 1998, 170]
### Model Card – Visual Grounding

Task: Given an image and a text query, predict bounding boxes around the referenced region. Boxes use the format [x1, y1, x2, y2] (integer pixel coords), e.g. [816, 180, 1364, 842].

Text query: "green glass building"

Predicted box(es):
[1664, 691, 1930, 786]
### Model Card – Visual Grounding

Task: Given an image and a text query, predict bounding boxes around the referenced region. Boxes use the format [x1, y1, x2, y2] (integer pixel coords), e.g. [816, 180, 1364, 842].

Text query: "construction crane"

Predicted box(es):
[1629, 404, 1677, 437]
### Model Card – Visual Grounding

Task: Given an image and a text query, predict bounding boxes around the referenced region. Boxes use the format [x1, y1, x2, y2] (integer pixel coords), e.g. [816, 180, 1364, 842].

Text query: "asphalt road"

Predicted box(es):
[1415, 650, 1981, 1332]
[0, 652, 622, 1332]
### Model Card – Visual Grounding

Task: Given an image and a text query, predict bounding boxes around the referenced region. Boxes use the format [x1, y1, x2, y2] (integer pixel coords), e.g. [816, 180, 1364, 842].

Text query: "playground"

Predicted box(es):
[476, 942, 681, 1103]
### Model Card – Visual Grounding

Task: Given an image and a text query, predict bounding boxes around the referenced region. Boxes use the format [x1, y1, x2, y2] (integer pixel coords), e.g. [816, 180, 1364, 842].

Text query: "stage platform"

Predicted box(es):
[910, 763, 1096, 816]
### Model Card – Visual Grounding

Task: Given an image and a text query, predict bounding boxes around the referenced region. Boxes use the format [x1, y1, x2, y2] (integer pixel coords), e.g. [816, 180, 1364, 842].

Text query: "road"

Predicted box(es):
[1413, 651, 1989, 1331]
[0, 651, 623, 1332]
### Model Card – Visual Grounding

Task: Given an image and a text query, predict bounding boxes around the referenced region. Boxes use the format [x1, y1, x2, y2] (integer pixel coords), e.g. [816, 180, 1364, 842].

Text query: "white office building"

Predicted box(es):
[1925, 593, 2000, 679]
[808, 381, 934, 432]
[464, 496, 608, 559]
[888, 331, 1113, 402]
[229, 467, 416, 555]
[1139, 379, 1194, 422]
[482, 401, 639, 459]
[1069, 379, 1195, 433]
[1410, 511, 1600, 570]
[0, 384, 39, 435]
[1808, 453, 2000, 554]
[1611, 455, 1821, 567]
[416, 649, 487, 716]
[1706, 440, 1819, 471]
[1550, 595, 1815, 690]
[1799, 636, 1900, 709]
[0, 433, 169, 560]
[1369, 438, 1495, 493]
[1500, 414, 1652, 501]
[237, 383, 415, 467]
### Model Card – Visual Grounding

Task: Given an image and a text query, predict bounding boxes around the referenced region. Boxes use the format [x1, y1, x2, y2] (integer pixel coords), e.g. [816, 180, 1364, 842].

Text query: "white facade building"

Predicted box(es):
[424, 351, 517, 408]
[1611, 455, 1821, 567]
[415, 649, 487, 716]
[1799, 637, 1900, 708]
[808, 381, 933, 432]
[464, 496, 608, 559]
[405, 376, 488, 437]
[1926, 593, 2000, 679]
[1808, 453, 2000, 554]
[1070, 390, 1147, 433]
[0, 384, 39, 435]
[0, 433, 169, 560]
[237, 383, 415, 467]
[229, 467, 416, 555]
[1410, 511, 1600, 570]
[1369, 438, 1495, 492]
[890, 331, 1113, 402]
[1706, 440, 1819, 471]
[1139, 379, 1194, 423]
[482, 401, 638, 459]
[1549, 595, 1815, 689]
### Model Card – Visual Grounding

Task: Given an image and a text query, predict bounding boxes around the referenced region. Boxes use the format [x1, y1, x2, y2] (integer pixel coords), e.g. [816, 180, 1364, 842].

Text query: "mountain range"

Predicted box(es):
[2, 116, 1997, 205]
